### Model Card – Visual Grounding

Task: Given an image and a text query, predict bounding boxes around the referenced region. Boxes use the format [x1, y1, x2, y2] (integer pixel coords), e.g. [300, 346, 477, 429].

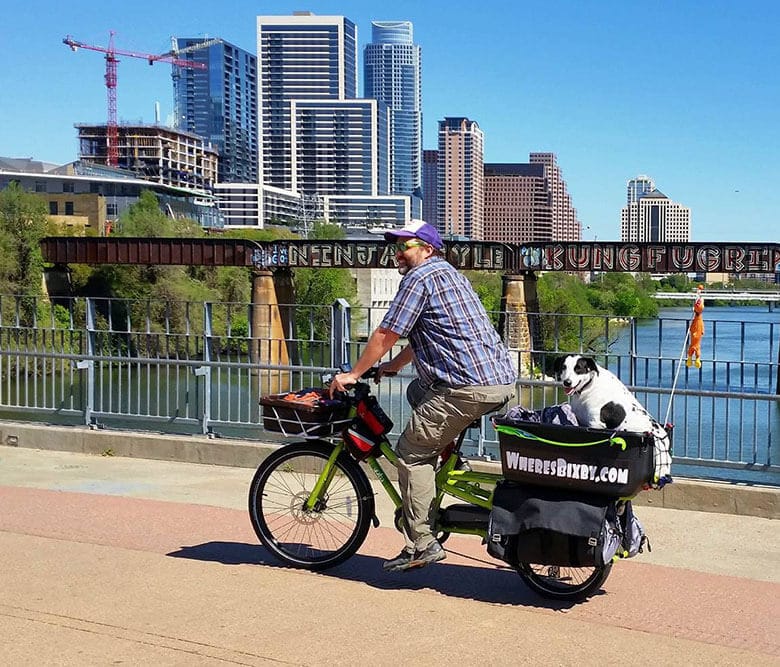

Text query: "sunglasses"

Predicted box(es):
[393, 240, 429, 252]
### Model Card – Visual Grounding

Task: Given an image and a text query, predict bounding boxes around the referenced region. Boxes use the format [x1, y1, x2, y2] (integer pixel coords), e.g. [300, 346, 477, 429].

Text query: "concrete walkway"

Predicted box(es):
[1, 445, 778, 665]
[1, 420, 778, 519]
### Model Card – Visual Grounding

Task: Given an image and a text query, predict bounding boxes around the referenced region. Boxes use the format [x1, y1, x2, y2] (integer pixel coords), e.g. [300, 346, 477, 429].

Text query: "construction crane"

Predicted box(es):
[63, 32, 207, 166]
[162, 36, 224, 59]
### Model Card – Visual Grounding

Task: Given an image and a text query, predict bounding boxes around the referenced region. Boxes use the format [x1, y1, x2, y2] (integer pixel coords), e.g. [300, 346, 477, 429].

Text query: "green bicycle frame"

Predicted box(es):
[305, 427, 502, 539]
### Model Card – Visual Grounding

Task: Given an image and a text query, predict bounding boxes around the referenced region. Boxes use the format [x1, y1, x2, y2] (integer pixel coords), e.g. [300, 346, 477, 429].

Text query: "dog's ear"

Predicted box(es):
[583, 356, 599, 375]
[573, 355, 599, 376]
[552, 355, 565, 378]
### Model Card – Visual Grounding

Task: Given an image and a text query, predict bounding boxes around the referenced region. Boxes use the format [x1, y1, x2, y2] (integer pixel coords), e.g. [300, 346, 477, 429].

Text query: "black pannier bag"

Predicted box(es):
[493, 417, 655, 497]
[488, 482, 622, 568]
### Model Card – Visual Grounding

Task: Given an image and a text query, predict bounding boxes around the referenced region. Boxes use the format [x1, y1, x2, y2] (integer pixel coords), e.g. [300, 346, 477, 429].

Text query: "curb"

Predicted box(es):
[1, 420, 777, 520]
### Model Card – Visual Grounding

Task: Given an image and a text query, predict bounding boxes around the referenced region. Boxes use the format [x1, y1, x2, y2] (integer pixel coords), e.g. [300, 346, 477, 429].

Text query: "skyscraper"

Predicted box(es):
[621, 189, 691, 242]
[257, 12, 358, 190]
[290, 99, 389, 196]
[422, 149, 438, 225]
[627, 175, 655, 204]
[438, 117, 484, 239]
[529, 152, 581, 241]
[172, 38, 257, 184]
[363, 21, 422, 216]
[483, 163, 553, 242]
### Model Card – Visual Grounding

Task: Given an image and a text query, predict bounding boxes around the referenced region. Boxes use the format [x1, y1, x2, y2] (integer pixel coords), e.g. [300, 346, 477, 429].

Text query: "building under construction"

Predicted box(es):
[76, 123, 219, 195]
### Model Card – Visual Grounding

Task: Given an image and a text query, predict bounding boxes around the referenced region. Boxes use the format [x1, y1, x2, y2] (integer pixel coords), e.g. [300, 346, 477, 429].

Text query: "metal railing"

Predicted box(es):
[0, 295, 777, 483]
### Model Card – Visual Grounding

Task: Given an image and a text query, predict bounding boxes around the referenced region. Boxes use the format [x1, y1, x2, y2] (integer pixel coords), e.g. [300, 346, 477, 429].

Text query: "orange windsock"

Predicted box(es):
[686, 285, 705, 368]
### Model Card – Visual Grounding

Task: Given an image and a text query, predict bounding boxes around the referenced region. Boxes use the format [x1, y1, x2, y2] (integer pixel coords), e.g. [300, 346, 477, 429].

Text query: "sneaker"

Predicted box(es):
[383, 548, 414, 572]
[383, 541, 446, 572]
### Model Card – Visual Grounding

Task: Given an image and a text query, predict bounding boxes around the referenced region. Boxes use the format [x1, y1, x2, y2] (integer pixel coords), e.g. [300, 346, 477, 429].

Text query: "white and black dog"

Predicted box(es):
[552, 354, 673, 486]
[552, 354, 654, 432]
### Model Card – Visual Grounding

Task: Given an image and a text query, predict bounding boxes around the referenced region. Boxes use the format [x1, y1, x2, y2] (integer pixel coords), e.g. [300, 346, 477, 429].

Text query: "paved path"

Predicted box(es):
[1, 447, 778, 665]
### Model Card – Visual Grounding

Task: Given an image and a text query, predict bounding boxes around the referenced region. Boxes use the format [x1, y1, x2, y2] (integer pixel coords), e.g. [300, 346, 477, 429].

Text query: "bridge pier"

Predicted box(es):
[499, 272, 542, 376]
[251, 269, 292, 396]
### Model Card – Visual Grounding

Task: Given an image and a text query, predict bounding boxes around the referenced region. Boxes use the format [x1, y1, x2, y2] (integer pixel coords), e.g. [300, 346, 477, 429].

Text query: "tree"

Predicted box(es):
[292, 222, 360, 346]
[83, 191, 218, 342]
[464, 271, 503, 325]
[116, 190, 202, 238]
[588, 273, 658, 318]
[0, 182, 52, 323]
[537, 273, 609, 354]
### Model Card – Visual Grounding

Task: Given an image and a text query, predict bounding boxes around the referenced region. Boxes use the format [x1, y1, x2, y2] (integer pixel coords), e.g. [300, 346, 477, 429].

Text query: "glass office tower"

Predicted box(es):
[627, 175, 656, 204]
[257, 13, 358, 190]
[363, 21, 422, 216]
[173, 38, 257, 184]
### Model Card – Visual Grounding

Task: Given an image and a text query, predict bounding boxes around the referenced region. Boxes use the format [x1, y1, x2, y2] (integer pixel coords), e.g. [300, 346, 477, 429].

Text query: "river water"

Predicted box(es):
[609, 305, 779, 485]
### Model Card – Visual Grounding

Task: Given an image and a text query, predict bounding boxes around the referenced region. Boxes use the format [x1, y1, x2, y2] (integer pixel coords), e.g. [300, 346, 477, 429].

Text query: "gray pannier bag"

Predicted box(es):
[487, 482, 649, 568]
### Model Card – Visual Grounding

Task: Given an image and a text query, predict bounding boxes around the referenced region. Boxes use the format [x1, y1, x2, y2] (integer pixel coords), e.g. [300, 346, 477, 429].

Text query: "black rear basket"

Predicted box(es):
[493, 417, 654, 497]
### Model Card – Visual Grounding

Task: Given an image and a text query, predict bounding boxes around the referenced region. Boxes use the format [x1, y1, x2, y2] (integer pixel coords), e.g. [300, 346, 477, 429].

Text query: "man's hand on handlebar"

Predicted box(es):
[328, 371, 358, 397]
[374, 362, 398, 384]
[327, 365, 397, 397]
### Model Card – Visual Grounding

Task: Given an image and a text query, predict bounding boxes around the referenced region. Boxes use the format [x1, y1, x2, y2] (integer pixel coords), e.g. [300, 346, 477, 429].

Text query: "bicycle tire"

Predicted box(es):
[248, 440, 375, 571]
[516, 561, 613, 601]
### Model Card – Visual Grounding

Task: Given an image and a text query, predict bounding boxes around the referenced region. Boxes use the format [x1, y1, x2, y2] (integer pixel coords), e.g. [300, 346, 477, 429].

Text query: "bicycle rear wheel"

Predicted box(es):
[517, 561, 613, 601]
[248, 441, 375, 571]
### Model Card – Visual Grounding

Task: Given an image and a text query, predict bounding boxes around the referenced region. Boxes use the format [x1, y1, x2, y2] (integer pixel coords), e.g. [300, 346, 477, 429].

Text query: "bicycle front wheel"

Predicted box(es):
[517, 561, 613, 601]
[248, 441, 375, 571]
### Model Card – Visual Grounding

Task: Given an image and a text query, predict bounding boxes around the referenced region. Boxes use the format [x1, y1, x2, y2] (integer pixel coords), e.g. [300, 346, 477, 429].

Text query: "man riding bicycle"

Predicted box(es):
[330, 219, 516, 572]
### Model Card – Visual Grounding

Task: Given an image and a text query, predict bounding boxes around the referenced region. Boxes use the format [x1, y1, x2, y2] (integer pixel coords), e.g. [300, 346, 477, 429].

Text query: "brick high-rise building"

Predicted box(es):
[529, 152, 581, 241]
[483, 163, 553, 242]
[437, 117, 484, 239]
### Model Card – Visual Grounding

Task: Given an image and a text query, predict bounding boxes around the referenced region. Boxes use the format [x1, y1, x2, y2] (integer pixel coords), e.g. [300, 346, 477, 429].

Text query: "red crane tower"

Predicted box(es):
[63, 32, 207, 166]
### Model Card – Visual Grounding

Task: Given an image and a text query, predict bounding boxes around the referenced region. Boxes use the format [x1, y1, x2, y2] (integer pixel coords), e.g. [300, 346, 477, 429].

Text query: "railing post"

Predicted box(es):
[195, 302, 213, 437]
[77, 297, 97, 427]
[331, 298, 352, 368]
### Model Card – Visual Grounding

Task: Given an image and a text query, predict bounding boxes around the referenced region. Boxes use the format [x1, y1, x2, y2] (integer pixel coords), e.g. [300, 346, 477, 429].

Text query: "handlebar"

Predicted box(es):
[322, 364, 396, 387]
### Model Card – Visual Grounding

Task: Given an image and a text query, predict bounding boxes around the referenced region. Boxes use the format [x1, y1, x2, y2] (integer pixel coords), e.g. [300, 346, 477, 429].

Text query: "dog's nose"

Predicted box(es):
[563, 379, 571, 387]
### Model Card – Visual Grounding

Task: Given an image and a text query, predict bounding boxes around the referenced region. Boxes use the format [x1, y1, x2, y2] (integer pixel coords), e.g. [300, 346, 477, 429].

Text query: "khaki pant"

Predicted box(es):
[395, 379, 515, 551]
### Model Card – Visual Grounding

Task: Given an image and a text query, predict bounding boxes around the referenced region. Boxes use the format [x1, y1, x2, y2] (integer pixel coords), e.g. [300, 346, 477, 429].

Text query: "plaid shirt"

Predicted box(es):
[380, 256, 516, 387]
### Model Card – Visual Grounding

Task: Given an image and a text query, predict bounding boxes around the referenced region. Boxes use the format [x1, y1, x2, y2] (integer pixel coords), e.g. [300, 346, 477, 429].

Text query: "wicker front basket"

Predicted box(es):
[259, 391, 350, 438]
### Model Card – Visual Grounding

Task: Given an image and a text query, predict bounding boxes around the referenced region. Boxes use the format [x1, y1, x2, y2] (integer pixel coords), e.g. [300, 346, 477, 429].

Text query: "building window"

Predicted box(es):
[62, 181, 75, 193]
[35, 181, 47, 193]
[65, 202, 74, 215]
[49, 201, 58, 215]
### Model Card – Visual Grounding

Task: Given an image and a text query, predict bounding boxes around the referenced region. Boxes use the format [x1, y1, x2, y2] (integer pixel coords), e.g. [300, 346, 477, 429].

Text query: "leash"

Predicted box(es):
[664, 286, 702, 425]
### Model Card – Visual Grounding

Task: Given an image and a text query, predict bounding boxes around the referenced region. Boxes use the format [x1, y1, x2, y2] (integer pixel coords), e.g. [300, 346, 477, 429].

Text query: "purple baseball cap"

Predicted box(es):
[384, 219, 444, 250]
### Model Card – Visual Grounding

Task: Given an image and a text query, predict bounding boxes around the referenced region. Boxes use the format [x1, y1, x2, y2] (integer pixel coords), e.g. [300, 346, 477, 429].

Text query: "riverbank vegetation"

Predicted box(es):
[1, 183, 777, 339]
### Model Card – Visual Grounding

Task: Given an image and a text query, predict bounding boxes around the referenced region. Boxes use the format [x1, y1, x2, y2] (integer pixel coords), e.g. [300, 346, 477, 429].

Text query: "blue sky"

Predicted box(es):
[1, 0, 777, 242]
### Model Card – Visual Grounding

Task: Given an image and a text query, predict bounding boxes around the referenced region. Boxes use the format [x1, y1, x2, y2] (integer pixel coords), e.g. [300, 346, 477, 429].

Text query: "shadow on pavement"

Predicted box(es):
[167, 541, 594, 610]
